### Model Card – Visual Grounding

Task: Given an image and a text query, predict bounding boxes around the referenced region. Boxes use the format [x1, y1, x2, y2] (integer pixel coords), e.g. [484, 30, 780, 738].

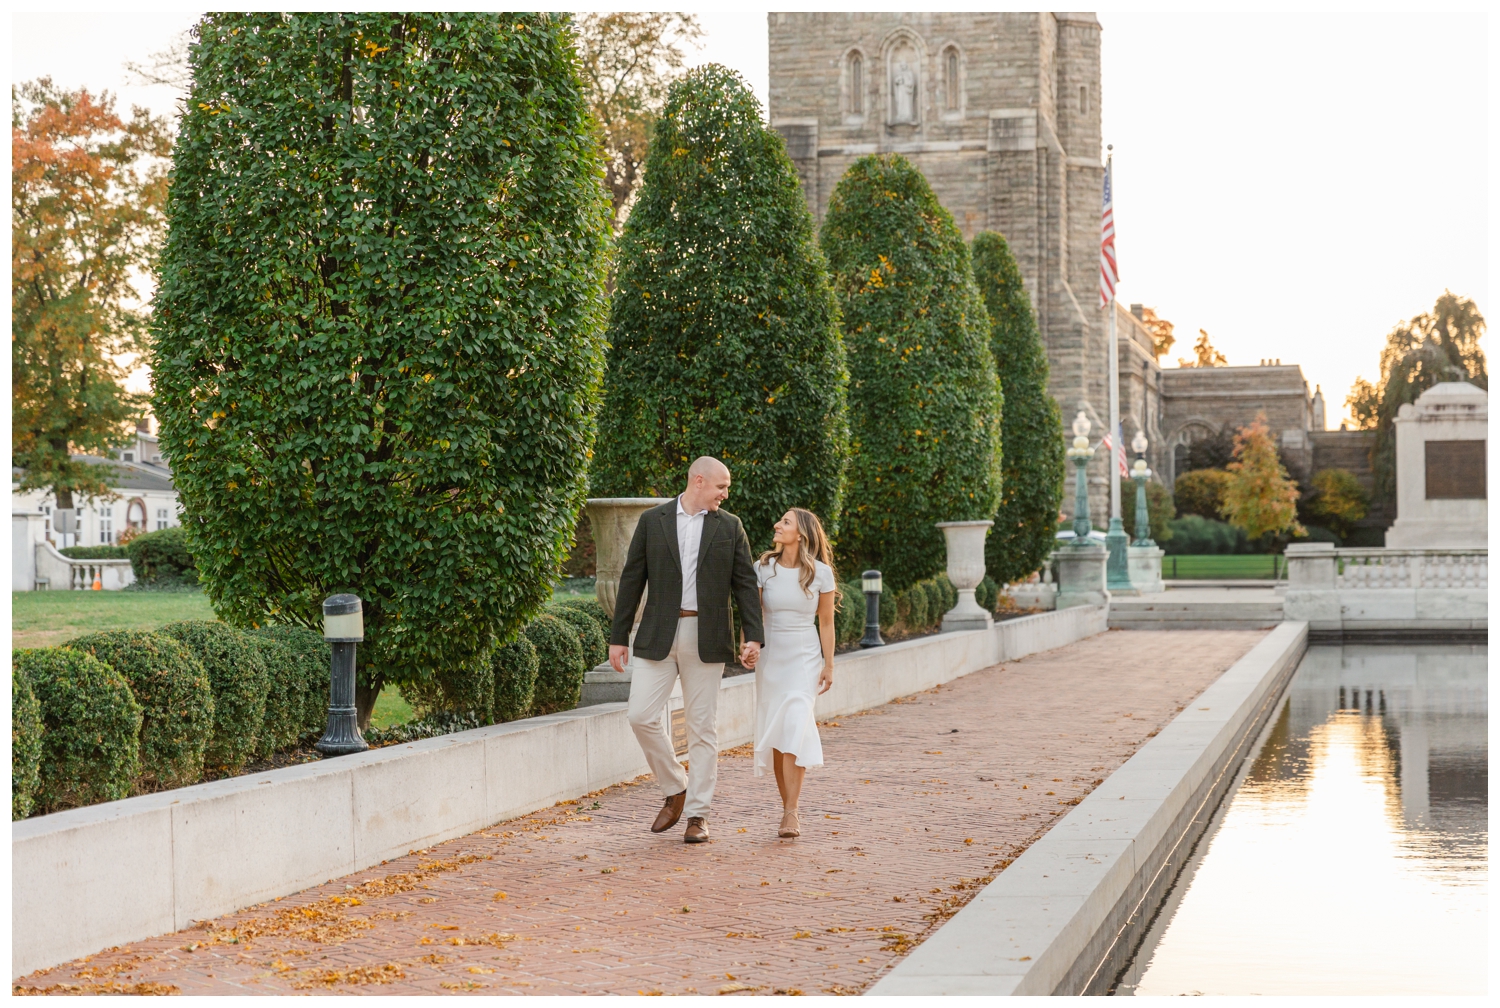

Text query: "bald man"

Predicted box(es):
[608, 457, 765, 844]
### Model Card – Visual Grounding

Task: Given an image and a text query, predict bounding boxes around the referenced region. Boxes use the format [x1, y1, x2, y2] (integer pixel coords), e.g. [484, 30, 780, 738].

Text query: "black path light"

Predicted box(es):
[315, 593, 369, 756]
[860, 570, 885, 649]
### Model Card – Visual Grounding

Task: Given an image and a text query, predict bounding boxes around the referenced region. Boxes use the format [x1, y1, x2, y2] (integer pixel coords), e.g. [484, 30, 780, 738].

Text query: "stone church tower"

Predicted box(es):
[769, 11, 1113, 442]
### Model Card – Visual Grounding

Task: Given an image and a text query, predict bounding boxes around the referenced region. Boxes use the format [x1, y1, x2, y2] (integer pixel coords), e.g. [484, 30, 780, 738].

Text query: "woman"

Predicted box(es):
[752, 507, 838, 838]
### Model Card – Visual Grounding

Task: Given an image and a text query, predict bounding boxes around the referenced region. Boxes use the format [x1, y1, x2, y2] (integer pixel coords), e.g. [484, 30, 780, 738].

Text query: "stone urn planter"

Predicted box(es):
[935, 520, 995, 632]
[585, 497, 672, 621]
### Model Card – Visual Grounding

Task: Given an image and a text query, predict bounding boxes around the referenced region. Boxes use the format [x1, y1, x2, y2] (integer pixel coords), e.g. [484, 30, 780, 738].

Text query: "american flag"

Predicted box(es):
[1099, 425, 1129, 477]
[1099, 154, 1117, 307]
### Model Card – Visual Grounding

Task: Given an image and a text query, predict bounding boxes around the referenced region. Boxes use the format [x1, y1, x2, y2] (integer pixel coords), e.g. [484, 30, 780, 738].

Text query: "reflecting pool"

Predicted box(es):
[1116, 644, 1487, 996]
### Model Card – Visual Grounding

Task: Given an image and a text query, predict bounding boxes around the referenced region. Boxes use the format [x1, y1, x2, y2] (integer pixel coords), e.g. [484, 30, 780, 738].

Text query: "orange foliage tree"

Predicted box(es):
[12, 79, 171, 509]
[1221, 414, 1304, 542]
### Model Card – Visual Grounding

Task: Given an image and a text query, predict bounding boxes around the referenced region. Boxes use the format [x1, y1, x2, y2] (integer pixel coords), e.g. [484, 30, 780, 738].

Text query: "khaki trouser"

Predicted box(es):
[626, 616, 723, 819]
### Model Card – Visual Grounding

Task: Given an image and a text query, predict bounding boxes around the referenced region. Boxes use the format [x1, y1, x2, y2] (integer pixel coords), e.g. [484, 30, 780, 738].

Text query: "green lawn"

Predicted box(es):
[12, 589, 218, 650]
[371, 684, 413, 730]
[1161, 554, 1286, 580]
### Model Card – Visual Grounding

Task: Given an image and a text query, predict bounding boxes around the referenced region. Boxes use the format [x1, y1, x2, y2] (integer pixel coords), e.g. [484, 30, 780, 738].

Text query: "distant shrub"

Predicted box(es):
[977, 576, 999, 613]
[18, 647, 142, 813]
[66, 631, 213, 790]
[1121, 481, 1177, 544]
[492, 634, 541, 723]
[1163, 514, 1249, 556]
[552, 597, 612, 642]
[12, 662, 44, 819]
[158, 621, 270, 774]
[59, 545, 128, 560]
[1173, 469, 1232, 521]
[549, 604, 608, 670]
[249, 626, 330, 746]
[524, 614, 585, 716]
[125, 526, 197, 584]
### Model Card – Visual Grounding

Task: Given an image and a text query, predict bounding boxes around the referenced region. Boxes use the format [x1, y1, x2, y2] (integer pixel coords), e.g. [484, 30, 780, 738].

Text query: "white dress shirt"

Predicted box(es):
[676, 495, 708, 611]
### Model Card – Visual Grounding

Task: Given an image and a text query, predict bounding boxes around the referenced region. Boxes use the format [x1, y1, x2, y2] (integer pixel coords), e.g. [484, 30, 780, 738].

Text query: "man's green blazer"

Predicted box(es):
[608, 500, 765, 664]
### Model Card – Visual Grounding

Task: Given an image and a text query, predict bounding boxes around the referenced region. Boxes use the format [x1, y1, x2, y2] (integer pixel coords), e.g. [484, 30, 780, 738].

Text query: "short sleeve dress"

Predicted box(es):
[753, 558, 836, 776]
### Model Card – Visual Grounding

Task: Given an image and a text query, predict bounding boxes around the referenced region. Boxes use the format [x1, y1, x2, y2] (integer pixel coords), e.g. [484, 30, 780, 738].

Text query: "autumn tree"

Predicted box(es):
[1178, 329, 1228, 368]
[11, 80, 170, 509]
[1304, 468, 1369, 541]
[573, 12, 702, 232]
[1344, 292, 1487, 497]
[1221, 415, 1303, 541]
[1135, 305, 1176, 359]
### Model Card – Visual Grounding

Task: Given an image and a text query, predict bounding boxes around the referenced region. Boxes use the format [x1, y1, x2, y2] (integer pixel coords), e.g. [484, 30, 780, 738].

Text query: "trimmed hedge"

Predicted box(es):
[158, 621, 270, 774]
[836, 581, 866, 645]
[18, 647, 142, 813]
[549, 604, 607, 670]
[60, 545, 129, 560]
[125, 526, 196, 584]
[151, 13, 611, 715]
[592, 64, 849, 550]
[524, 614, 586, 716]
[492, 633, 541, 723]
[820, 154, 1002, 591]
[977, 576, 999, 613]
[552, 597, 612, 643]
[249, 625, 330, 747]
[249, 633, 301, 756]
[971, 231, 1066, 585]
[66, 631, 214, 791]
[12, 662, 44, 819]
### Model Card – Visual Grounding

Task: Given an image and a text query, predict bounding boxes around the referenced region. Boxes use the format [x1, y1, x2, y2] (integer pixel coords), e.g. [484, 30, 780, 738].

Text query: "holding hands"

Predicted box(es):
[740, 640, 761, 669]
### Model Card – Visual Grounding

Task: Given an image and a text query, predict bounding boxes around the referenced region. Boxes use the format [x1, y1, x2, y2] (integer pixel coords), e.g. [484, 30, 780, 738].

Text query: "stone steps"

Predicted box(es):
[1108, 597, 1284, 630]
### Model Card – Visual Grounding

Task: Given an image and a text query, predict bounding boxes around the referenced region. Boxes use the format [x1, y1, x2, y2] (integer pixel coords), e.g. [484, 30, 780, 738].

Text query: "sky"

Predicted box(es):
[12, 9, 1488, 427]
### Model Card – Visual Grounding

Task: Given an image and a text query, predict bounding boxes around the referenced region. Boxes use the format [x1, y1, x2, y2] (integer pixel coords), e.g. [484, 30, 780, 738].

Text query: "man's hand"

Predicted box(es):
[740, 641, 761, 669]
[609, 644, 630, 674]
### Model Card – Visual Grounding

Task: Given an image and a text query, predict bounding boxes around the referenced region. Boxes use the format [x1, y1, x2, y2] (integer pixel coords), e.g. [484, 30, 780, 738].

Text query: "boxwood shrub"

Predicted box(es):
[250, 626, 332, 746]
[901, 583, 930, 631]
[548, 604, 607, 670]
[66, 631, 214, 791]
[125, 526, 197, 584]
[12, 662, 44, 819]
[836, 581, 865, 645]
[248, 633, 301, 757]
[59, 545, 129, 560]
[552, 597, 611, 643]
[17, 647, 142, 813]
[524, 614, 585, 716]
[977, 576, 999, 613]
[492, 633, 541, 724]
[159, 621, 270, 773]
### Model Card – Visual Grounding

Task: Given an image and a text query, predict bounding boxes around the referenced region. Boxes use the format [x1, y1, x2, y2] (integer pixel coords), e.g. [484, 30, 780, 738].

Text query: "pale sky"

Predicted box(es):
[13, 9, 1488, 427]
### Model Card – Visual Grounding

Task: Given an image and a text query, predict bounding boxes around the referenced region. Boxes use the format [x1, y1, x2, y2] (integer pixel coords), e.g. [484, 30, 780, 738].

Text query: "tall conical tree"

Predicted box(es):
[820, 154, 1002, 591]
[593, 65, 848, 546]
[971, 231, 1065, 585]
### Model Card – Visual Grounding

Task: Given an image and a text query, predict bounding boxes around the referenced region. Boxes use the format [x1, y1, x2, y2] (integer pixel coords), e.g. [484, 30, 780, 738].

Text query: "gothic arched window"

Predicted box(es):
[944, 46, 961, 111]
[848, 52, 864, 115]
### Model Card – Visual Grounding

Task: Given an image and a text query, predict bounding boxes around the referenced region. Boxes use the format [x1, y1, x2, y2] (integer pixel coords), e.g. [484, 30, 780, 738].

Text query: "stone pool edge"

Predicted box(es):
[868, 620, 1309, 996]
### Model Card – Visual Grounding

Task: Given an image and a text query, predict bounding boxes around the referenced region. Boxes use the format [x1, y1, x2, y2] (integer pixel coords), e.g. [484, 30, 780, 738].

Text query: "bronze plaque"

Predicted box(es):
[1425, 440, 1486, 499]
[670, 706, 688, 756]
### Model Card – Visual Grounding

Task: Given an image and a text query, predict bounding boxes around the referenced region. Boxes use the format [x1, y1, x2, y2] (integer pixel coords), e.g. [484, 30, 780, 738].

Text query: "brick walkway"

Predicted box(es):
[15, 630, 1264, 996]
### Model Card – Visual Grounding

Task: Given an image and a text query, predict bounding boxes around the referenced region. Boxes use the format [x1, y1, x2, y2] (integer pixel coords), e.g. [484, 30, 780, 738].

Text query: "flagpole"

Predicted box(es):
[1102, 146, 1134, 594]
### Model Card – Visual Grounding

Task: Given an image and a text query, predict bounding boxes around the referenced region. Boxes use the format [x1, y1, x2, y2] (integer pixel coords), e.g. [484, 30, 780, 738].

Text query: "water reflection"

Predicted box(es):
[1117, 644, 1487, 996]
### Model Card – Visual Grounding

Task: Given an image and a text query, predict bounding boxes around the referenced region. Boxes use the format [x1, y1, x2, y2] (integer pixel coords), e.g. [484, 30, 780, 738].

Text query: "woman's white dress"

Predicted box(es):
[754, 558, 835, 776]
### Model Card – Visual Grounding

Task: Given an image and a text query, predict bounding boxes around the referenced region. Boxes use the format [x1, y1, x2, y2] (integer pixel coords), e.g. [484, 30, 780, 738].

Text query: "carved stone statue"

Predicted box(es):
[892, 60, 917, 123]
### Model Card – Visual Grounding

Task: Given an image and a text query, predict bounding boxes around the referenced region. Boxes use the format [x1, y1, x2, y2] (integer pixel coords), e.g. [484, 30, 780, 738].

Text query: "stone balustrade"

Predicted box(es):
[1283, 544, 1486, 637]
[30, 539, 136, 591]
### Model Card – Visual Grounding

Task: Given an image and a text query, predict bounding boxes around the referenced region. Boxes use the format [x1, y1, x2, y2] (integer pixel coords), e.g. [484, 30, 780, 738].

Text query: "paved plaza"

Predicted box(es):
[15, 630, 1264, 996]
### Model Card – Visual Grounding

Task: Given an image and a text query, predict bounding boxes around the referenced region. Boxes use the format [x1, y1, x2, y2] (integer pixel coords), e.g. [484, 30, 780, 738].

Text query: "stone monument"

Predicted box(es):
[1384, 382, 1487, 548]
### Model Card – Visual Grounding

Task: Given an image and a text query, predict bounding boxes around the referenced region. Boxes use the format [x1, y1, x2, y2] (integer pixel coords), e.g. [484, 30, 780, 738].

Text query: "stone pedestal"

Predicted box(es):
[936, 520, 995, 632]
[1127, 544, 1164, 594]
[1384, 382, 1487, 548]
[1053, 544, 1110, 610]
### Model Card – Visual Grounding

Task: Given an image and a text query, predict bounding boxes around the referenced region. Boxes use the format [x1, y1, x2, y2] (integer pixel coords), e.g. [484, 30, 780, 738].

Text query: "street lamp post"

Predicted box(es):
[1131, 430, 1155, 547]
[1066, 411, 1095, 545]
[315, 593, 369, 756]
[860, 570, 885, 648]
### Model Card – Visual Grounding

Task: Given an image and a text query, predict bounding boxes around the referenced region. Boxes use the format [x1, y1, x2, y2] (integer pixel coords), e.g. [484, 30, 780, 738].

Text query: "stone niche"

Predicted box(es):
[1384, 382, 1487, 548]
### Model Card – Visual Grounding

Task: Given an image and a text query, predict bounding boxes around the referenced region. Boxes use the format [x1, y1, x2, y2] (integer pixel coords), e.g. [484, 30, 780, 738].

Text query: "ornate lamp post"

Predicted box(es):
[1131, 429, 1155, 547]
[860, 570, 885, 648]
[1066, 411, 1095, 545]
[1105, 441, 1133, 594]
[316, 594, 369, 756]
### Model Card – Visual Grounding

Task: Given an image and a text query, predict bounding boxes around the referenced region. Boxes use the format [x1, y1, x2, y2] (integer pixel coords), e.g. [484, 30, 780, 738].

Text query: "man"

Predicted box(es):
[609, 457, 764, 844]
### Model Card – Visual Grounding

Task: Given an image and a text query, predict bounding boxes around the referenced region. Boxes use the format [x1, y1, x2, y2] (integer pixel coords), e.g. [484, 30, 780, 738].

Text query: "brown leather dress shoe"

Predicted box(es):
[683, 817, 710, 844]
[651, 791, 686, 833]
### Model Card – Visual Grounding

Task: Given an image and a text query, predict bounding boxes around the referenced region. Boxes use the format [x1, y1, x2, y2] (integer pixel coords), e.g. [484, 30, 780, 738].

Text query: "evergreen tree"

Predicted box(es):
[593, 65, 848, 546]
[970, 231, 1064, 585]
[820, 154, 1002, 590]
[151, 14, 611, 725]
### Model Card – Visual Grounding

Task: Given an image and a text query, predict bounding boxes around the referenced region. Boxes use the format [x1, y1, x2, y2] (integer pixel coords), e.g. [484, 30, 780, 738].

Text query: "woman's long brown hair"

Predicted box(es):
[758, 507, 839, 598]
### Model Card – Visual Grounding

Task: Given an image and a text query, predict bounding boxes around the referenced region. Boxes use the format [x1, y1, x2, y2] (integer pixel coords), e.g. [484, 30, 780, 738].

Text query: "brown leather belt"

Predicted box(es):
[679, 609, 698, 617]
